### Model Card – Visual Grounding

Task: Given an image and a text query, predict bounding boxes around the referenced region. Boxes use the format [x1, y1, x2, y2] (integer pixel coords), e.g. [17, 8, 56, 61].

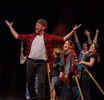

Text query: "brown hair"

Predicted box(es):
[37, 19, 48, 29]
[83, 41, 89, 48]
[65, 39, 75, 49]
[93, 43, 100, 64]
[53, 48, 62, 57]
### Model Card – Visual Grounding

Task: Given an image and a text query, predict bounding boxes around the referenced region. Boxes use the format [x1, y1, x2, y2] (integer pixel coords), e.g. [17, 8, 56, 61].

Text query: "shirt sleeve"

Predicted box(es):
[18, 34, 30, 41]
[91, 53, 97, 59]
[50, 34, 64, 44]
[76, 42, 82, 53]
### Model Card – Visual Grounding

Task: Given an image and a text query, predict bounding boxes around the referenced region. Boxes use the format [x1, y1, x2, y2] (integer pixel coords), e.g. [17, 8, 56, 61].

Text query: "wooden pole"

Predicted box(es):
[21, 41, 23, 48]
[45, 51, 52, 99]
[83, 65, 104, 95]
[74, 75, 84, 100]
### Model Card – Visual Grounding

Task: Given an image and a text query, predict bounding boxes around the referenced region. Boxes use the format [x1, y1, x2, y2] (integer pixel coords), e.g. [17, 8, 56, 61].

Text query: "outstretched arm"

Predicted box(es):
[5, 20, 18, 39]
[84, 30, 92, 44]
[63, 24, 82, 41]
[74, 31, 79, 43]
[74, 31, 82, 52]
[93, 29, 99, 44]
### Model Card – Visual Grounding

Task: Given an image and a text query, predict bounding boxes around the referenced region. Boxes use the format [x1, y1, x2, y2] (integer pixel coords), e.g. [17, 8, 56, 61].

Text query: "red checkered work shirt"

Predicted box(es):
[18, 33, 64, 67]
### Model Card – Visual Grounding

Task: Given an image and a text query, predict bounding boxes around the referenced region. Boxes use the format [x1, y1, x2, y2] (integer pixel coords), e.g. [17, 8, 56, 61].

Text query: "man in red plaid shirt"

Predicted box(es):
[5, 19, 81, 100]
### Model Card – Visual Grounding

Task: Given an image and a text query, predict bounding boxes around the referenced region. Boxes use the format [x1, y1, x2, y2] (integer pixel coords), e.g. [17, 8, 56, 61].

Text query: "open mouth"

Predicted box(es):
[64, 46, 68, 49]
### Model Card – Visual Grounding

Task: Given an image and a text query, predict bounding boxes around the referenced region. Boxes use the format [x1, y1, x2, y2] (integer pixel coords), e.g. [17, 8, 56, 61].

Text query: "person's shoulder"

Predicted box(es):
[44, 33, 56, 38]
[32, 33, 37, 35]
[27, 33, 37, 37]
[91, 53, 97, 58]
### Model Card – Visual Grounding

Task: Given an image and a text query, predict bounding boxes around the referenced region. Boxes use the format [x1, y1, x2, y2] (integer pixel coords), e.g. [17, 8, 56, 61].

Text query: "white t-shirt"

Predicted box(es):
[28, 35, 46, 60]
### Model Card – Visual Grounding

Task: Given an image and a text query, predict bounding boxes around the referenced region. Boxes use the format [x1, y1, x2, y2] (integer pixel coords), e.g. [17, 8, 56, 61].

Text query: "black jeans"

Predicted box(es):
[81, 71, 91, 100]
[27, 58, 46, 100]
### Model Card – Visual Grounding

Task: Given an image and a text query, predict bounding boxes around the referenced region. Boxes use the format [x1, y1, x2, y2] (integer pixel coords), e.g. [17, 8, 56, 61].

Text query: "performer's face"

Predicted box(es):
[64, 41, 72, 51]
[89, 44, 96, 53]
[35, 23, 45, 34]
[82, 43, 88, 52]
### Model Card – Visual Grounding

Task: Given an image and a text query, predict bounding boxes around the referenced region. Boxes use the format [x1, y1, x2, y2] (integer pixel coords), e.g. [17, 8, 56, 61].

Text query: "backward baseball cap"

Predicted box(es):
[37, 19, 48, 29]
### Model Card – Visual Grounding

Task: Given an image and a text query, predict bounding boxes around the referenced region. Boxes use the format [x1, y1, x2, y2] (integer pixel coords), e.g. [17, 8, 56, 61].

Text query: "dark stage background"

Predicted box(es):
[0, 0, 104, 99]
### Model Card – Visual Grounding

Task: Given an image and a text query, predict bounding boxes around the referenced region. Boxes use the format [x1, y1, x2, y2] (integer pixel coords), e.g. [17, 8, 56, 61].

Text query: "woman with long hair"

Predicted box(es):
[79, 43, 100, 100]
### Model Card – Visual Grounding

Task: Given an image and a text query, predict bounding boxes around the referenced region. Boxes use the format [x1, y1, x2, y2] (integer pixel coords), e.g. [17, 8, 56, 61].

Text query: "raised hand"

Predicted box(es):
[96, 29, 99, 33]
[5, 20, 13, 27]
[93, 29, 99, 44]
[84, 30, 90, 36]
[5, 20, 18, 39]
[73, 24, 82, 31]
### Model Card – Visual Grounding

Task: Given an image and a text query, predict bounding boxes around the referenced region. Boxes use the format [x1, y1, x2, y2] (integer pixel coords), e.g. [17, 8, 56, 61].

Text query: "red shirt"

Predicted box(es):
[18, 33, 64, 67]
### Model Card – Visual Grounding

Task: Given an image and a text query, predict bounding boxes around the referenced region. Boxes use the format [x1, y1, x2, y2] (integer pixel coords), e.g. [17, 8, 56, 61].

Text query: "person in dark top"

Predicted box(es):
[79, 43, 100, 100]
[73, 29, 99, 100]
[50, 48, 62, 100]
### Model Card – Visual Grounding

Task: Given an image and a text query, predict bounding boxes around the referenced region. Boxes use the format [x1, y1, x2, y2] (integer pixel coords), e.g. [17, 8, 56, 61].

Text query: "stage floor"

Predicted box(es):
[0, 89, 25, 100]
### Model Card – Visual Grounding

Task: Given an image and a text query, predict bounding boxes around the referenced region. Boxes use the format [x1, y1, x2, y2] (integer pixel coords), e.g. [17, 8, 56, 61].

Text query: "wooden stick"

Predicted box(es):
[83, 65, 104, 95]
[45, 51, 52, 99]
[75, 75, 84, 100]
[21, 41, 23, 48]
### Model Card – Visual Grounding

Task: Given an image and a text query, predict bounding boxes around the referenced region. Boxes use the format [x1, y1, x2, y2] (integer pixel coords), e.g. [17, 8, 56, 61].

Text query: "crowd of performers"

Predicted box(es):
[50, 29, 100, 100]
[5, 19, 102, 100]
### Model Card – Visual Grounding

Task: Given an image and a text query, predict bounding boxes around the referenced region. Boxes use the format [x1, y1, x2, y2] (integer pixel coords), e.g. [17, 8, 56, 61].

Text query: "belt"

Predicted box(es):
[28, 58, 45, 62]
